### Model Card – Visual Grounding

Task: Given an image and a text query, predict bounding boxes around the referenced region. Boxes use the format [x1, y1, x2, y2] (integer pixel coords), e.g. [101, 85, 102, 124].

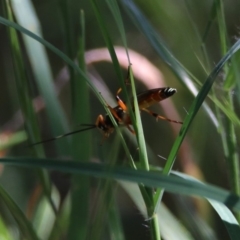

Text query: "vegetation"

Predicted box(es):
[0, 0, 240, 239]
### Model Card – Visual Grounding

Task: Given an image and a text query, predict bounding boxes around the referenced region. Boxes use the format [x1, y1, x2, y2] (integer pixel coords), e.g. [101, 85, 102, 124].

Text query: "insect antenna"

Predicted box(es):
[81, 123, 97, 127]
[30, 125, 96, 146]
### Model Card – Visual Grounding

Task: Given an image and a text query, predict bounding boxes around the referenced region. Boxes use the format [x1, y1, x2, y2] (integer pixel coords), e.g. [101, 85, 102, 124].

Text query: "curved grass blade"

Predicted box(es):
[4, 0, 58, 217]
[67, 10, 91, 240]
[0, 184, 39, 239]
[0, 17, 133, 159]
[90, 0, 135, 165]
[105, 0, 130, 61]
[119, 181, 194, 240]
[11, 0, 70, 155]
[91, 0, 123, 84]
[0, 17, 103, 111]
[166, 39, 240, 166]
[172, 171, 240, 239]
[1, 158, 240, 212]
[214, 0, 240, 222]
[153, 38, 240, 213]
[120, 0, 218, 127]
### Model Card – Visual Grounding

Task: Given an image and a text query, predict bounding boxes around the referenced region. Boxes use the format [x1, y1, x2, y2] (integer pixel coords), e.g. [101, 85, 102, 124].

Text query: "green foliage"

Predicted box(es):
[0, 0, 240, 239]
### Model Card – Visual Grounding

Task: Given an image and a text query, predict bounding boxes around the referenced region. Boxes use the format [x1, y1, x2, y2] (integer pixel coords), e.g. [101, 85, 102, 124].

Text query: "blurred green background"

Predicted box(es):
[0, 0, 240, 239]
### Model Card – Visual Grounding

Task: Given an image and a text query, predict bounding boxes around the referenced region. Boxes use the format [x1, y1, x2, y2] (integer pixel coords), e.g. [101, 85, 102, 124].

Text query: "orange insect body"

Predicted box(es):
[94, 87, 181, 139]
[137, 88, 176, 109]
[32, 87, 182, 146]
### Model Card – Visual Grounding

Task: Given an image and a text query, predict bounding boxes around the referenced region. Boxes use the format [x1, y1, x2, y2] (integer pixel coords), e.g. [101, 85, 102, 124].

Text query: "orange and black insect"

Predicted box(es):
[31, 87, 182, 146]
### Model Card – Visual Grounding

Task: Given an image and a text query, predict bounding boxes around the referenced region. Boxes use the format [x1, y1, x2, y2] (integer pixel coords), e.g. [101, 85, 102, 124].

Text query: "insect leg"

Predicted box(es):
[107, 99, 135, 134]
[141, 108, 183, 124]
[107, 105, 124, 123]
[125, 64, 132, 85]
[115, 88, 128, 111]
[126, 125, 135, 134]
[95, 114, 105, 126]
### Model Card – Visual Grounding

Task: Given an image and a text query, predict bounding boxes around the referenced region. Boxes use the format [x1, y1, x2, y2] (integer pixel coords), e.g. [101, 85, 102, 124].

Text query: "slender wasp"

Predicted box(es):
[31, 87, 182, 146]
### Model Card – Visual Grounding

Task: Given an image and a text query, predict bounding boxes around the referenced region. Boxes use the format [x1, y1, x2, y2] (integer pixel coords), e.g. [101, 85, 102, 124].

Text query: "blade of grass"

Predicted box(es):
[201, 1, 217, 44]
[4, 0, 57, 216]
[95, 0, 148, 173]
[104, 0, 139, 138]
[0, 216, 14, 240]
[153, 38, 240, 214]
[89, 135, 120, 240]
[0, 16, 133, 162]
[0, 184, 39, 239]
[10, 0, 70, 155]
[48, 194, 71, 240]
[67, 10, 91, 240]
[128, 66, 148, 170]
[121, 0, 218, 127]
[32, 186, 60, 239]
[128, 66, 160, 239]
[105, 0, 130, 61]
[172, 170, 240, 239]
[93, 1, 145, 156]
[0, 131, 27, 151]
[108, 200, 125, 240]
[125, 1, 239, 132]
[2, 158, 240, 211]
[223, 52, 240, 90]
[91, 0, 123, 83]
[119, 181, 194, 240]
[183, 1, 212, 72]
[215, 0, 240, 222]
[90, 0, 136, 166]
[58, 0, 76, 113]
[91, 3, 158, 236]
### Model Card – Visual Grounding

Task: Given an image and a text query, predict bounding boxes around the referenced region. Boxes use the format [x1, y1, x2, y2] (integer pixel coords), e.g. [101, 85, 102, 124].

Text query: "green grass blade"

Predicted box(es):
[105, 1, 141, 149]
[119, 181, 194, 240]
[214, 0, 240, 222]
[0, 16, 123, 145]
[4, 1, 43, 149]
[120, 0, 218, 127]
[127, 66, 154, 222]
[128, 66, 148, 169]
[91, 0, 133, 122]
[90, 0, 135, 165]
[108, 201, 125, 240]
[67, 11, 91, 240]
[2, 158, 240, 212]
[201, 1, 217, 44]
[216, 0, 227, 56]
[32, 187, 60, 239]
[4, 0, 57, 216]
[91, 0, 123, 83]
[10, 0, 70, 155]
[0, 14, 135, 169]
[91, 2, 156, 229]
[105, 0, 130, 60]
[0, 131, 27, 151]
[0, 184, 39, 239]
[153, 38, 240, 213]
[0, 216, 14, 240]
[172, 171, 240, 239]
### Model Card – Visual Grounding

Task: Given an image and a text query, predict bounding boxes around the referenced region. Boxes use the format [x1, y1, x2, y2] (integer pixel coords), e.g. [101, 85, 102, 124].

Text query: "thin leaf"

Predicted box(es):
[1, 158, 240, 212]
[120, 0, 219, 127]
[172, 171, 240, 239]
[153, 38, 240, 214]
[67, 10, 91, 240]
[0, 184, 39, 239]
[10, 0, 70, 155]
